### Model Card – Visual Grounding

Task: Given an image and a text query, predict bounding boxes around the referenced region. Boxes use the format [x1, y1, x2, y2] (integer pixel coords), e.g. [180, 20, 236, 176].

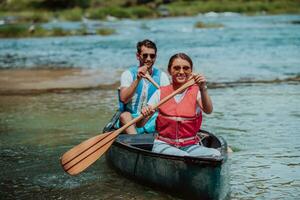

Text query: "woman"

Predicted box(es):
[137, 53, 220, 157]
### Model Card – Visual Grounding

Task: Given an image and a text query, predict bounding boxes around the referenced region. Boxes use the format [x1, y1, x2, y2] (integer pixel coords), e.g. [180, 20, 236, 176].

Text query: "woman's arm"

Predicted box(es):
[193, 73, 213, 114]
[199, 88, 213, 114]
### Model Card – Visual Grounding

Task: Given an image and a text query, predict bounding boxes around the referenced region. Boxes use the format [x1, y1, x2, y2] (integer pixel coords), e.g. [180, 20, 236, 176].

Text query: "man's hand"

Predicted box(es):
[137, 65, 148, 80]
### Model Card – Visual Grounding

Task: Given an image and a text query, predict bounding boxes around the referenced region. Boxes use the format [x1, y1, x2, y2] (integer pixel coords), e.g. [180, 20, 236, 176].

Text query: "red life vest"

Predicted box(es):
[156, 84, 202, 147]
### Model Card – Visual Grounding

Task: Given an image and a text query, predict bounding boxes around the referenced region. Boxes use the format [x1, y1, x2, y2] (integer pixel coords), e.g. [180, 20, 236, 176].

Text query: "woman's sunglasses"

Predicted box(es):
[141, 53, 156, 59]
[172, 66, 192, 72]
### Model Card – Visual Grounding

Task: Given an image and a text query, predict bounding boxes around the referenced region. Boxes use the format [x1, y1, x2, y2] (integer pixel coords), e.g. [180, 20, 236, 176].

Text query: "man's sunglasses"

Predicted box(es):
[141, 53, 156, 59]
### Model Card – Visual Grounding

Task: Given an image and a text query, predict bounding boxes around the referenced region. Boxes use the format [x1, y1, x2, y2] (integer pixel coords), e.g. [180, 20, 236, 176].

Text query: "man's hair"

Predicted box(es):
[168, 53, 193, 73]
[136, 39, 157, 54]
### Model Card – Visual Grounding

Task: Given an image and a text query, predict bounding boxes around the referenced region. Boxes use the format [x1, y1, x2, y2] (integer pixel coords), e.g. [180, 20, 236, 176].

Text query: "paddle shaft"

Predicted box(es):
[61, 78, 195, 175]
[144, 73, 159, 89]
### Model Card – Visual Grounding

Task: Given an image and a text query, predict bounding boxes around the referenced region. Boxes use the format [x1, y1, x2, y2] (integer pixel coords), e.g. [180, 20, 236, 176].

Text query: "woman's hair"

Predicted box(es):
[168, 53, 193, 72]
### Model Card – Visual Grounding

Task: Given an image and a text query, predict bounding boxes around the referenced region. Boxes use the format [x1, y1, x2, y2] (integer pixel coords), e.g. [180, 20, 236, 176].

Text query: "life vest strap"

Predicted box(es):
[163, 115, 197, 121]
[156, 135, 199, 144]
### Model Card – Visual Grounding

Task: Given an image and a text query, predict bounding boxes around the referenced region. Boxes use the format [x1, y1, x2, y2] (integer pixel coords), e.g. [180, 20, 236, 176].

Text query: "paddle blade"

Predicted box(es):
[60, 131, 118, 175]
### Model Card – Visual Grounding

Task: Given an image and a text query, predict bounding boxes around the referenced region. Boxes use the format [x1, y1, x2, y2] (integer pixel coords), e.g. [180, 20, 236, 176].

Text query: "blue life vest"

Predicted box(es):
[118, 66, 161, 113]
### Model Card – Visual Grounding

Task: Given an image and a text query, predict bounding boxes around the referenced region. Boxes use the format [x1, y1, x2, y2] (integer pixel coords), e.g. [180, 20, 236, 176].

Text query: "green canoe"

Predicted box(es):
[103, 112, 230, 200]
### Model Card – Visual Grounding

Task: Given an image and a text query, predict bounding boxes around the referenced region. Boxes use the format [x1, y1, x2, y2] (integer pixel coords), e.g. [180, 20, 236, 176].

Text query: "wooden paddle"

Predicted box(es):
[144, 73, 159, 89]
[60, 78, 196, 175]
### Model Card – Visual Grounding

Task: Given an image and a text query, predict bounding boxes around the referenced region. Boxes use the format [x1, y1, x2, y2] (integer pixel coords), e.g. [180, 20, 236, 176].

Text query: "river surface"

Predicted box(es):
[0, 13, 300, 199]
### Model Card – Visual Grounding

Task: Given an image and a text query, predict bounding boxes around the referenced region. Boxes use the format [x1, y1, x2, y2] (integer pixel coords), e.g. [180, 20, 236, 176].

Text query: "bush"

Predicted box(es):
[105, 7, 131, 18]
[0, 24, 28, 37]
[0, 24, 94, 38]
[86, 8, 106, 19]
[50, 27, 70, 36]
[129, 6, 155, 18]
[59, 7, 83, 21]
[96, 28, 116, 36]
[87, 7, 132, 19]
[195, 21, 224, 29]
[20, 12, 50, 23]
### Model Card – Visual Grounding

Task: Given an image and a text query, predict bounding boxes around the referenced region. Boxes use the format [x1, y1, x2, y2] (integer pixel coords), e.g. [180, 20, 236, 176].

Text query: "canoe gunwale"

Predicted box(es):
[114, 141, 224, 166]
[110, 130, 227, 166]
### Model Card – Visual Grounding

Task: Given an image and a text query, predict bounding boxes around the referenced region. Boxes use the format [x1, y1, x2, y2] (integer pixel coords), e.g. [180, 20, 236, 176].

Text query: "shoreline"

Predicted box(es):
[0, 68, 298, 96]
[0, 68, 120, 95]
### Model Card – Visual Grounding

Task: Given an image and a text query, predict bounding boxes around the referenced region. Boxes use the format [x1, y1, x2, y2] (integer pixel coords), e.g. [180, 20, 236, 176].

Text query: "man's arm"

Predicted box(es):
[120, 66, 147, 103]
[136, 90, 160, 127]
[120, 78, 141, 104]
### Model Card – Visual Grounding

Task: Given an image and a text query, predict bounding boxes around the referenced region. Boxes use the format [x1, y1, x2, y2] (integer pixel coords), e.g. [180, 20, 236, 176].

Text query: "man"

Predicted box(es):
[118, 39, 170, 134]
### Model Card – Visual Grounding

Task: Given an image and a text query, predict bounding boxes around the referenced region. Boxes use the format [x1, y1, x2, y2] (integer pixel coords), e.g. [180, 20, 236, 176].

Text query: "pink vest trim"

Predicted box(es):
[156, 84, 202, 147]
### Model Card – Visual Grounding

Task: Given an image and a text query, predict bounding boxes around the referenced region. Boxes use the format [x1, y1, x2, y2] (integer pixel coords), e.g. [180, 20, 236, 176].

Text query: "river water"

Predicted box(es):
[0, 13, 300, 199]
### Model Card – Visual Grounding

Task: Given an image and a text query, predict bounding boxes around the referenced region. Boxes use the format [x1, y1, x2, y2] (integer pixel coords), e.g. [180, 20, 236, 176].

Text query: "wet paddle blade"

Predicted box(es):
[61, 131, 118, 175]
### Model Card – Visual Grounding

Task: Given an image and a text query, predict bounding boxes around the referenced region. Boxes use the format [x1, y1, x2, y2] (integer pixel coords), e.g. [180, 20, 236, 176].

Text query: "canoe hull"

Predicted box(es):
[105, 133, 230, 200]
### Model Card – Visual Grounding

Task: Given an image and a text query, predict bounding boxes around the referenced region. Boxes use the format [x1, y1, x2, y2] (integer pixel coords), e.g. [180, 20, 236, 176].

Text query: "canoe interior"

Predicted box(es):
[115, 130, 225, 156]
[103, 110, 225, 153]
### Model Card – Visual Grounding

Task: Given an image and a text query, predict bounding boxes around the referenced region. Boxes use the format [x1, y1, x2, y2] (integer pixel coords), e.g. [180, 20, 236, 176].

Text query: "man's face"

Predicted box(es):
[137, 46, 156, 69]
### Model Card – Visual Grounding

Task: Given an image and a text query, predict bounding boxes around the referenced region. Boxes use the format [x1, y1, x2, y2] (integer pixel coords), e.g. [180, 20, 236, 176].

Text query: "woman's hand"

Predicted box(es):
[141, 105, 155, 117]
[193, 73, 207, 91]
[137, 105, 155, 128]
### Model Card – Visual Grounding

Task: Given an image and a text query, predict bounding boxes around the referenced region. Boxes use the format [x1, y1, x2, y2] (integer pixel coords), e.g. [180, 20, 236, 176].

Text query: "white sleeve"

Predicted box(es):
[147, 90, 160, 106]
[160, 72, 170, 86]
[120, 70, 133, 88]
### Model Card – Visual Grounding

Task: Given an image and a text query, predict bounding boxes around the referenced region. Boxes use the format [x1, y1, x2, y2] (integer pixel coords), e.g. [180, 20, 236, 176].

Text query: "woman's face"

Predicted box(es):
[169, 58, 192, 84]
